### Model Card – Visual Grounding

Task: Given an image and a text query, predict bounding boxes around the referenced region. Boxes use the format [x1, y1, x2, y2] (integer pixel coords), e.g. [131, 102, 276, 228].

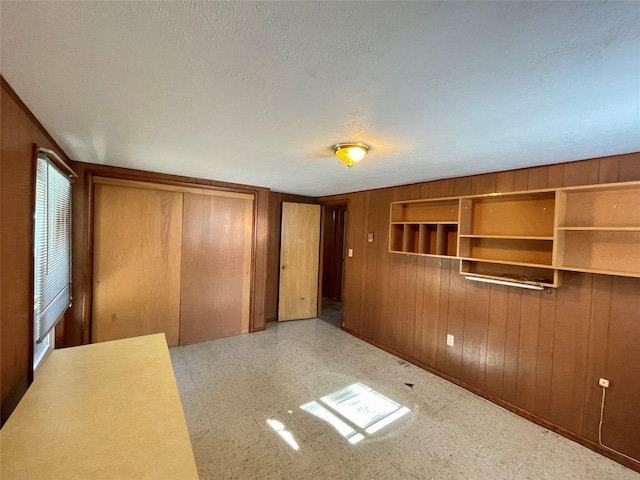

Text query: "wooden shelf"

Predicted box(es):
[557, 226, 640, 232]
[557, 181, 640, 229]
[390, 198, 459, 223]
[460, 260, 559, 288]
[556, 230, 640, 275]
[391, 221, 458, 226]
[458, 190, 558, 285]
[458, 257, 553, 269]
[459, 191, 556, 237]
[389, 198, 460, 257]
[389, 181, 640, 284]
[459, 234, 554, 240]
[390, 222, 458, 256]
[458, 237, 554, 267]
[556, 264, 640, 278]
[555, 182, 640, 276]
[389, 250, 460, 260]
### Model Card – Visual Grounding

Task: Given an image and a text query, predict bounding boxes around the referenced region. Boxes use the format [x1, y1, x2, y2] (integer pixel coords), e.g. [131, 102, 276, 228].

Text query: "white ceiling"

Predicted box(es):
[2, 1, 639, 196]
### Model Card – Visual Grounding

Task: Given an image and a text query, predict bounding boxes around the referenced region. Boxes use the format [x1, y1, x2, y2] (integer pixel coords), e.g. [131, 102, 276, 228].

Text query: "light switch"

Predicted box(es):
[367, 233, 374, 243]
[446, 334, 454, 347]
[348, 248, 353, 258]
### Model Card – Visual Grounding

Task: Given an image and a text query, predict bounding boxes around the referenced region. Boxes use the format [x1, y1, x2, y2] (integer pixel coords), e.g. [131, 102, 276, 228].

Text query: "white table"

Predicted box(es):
[1, 334, 198, 479]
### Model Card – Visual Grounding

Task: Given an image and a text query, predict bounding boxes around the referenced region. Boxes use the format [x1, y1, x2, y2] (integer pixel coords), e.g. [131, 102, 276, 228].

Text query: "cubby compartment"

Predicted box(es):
[402, 224, 421, 253]
[460, 260, 559, 288]
[389, 224, 404, 253]
[390, 181, 640, 284]
[459, 237, 553, 267]
[419, 224, 438, 255]
[555, 181, 640, 277]
[390, 199, 459, 223]
[457, 189, 557, 281]
[437, 224, 458, 256]
[389, 222, 458, 257]
[389, 198, 459, 258]
[556, 230, 640, 276]
[460, 192, 555, 237]
[558, 183, 640, 228]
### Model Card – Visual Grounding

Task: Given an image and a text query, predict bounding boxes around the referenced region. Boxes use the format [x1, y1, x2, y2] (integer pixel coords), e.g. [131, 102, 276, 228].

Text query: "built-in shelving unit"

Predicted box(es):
[458, 191, 559, 287]
[555, 182, 640, 277]
[388, 181, 640, 288]
[389, 198, 459, 257]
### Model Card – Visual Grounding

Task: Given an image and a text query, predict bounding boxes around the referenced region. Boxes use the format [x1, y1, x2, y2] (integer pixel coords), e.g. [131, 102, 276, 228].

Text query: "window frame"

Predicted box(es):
[32, 147, 76, 370]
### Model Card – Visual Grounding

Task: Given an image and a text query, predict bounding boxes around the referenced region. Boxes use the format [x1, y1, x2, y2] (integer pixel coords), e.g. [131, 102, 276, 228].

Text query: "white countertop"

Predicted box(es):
[1, 334, 198, 479]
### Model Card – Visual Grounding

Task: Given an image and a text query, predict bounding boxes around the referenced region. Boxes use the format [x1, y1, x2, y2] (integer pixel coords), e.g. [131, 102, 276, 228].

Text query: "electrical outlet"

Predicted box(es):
[367, 233, 374, 243]
[446, 334, 454, 347]
[348, 248, 353, 258]
[599, 378, 610, 388]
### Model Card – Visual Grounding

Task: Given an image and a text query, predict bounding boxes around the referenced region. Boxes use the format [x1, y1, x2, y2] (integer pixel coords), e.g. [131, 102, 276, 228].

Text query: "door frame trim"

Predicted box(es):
[317, 199, 350, 321]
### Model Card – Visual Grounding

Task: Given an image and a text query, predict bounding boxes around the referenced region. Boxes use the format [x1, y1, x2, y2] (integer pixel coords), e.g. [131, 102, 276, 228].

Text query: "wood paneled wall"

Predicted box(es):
[3, 74, 639, 470]
[0, 78, 71, 425]
[1, 77, 271, 422]
[265, 192, 317, 321]
[320, 152, 640, 471]
[66, 161, 270, 348]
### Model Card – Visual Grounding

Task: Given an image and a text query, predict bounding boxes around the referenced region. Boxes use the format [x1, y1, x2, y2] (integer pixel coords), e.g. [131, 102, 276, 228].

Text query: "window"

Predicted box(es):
[33, 149, 74, 369]
[33, 329, 54, 372]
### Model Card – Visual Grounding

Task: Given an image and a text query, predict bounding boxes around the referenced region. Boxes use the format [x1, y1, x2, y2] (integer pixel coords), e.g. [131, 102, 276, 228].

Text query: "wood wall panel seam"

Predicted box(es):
[324, 152, 640, 470]
[341, 326, 640, 473]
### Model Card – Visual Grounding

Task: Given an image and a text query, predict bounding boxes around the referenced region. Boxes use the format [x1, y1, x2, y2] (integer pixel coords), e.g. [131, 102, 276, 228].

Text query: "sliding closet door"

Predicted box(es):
[179, 192, 253, 345]
[92, 184, 183, 346]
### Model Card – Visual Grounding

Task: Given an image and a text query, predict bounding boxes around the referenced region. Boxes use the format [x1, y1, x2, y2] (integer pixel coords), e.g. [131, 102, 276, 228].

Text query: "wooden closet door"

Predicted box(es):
[92, 184, 183, 346]
[179, 193, 253, 345]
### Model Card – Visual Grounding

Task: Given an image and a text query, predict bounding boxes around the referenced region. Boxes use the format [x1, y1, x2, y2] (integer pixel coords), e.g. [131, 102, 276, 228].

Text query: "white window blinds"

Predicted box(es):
[34, 152, 73, 343]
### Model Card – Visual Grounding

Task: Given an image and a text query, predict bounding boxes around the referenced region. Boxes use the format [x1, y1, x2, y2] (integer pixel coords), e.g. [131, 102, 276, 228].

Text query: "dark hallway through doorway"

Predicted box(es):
[319, 204, 346, 327]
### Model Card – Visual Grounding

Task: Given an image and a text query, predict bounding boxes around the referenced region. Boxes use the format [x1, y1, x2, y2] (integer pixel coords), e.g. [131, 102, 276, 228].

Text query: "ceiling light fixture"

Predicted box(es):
[332, 143, 370, 168]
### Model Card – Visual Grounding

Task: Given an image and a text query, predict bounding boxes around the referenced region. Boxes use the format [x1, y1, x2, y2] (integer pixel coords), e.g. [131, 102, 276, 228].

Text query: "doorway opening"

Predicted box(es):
[320, 204, 347, 328]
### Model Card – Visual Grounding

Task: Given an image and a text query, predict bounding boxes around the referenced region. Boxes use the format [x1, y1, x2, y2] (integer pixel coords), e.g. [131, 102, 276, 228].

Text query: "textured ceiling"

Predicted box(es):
[2, 1, 639, 196]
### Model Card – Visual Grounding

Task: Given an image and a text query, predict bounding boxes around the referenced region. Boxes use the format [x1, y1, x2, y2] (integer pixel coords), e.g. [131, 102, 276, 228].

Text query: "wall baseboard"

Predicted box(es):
[341, 326, 640, 474]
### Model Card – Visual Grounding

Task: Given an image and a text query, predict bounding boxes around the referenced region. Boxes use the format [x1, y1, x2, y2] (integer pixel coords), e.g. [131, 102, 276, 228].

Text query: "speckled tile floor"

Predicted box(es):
[170, 319, 640, 480]
[319, 298, 343, 328]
